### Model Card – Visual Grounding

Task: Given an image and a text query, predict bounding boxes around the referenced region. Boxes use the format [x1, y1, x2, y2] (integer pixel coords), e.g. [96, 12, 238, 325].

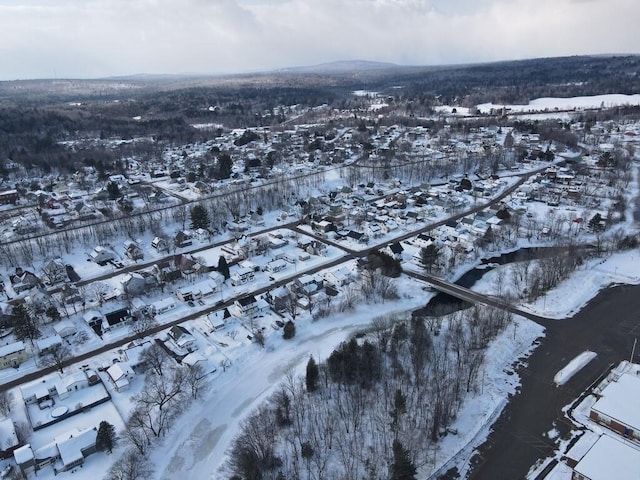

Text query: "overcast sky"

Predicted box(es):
[1, 0, 638, 80]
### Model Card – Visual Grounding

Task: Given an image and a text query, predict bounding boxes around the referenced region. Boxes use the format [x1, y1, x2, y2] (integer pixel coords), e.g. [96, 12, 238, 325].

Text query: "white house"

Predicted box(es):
[231, 267, 255, 286]
[88, 246, 116, 264]
[106, 363, 135, 391]
[36, 334, 63, 355]
[53, 320, 76, 338]
[207, 311, 227, 331]
[151, 297, 177, 315]
[0, 341, 28, 369]
[264, 259, 287, 273]
[322, 267, 352, 287]
[234, 296, 258, 317]
[167, 326, 197, 353]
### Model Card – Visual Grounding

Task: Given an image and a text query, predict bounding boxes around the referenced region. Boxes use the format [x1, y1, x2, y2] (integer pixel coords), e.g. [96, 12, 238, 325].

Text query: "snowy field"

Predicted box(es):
[476, 93, 640, 114]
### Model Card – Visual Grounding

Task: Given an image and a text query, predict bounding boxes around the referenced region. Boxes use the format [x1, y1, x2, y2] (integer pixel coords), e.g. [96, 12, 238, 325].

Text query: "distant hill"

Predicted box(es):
[276, 60, 399, 73]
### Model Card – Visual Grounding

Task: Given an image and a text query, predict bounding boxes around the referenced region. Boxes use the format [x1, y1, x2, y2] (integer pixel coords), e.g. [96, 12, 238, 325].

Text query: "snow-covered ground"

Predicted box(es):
[477, 94, 640, 114]
[11, 245, 640, 480]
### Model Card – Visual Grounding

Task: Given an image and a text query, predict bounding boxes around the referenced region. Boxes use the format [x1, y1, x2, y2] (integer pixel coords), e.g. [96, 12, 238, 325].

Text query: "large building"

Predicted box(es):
[0, 190, 19, 205]
[589, 371, 640, 441]
[572, 434, 640, 480]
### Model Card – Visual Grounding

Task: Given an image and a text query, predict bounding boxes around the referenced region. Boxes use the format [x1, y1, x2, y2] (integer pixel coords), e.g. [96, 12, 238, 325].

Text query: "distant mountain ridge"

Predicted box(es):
[275, 60, 399, 73]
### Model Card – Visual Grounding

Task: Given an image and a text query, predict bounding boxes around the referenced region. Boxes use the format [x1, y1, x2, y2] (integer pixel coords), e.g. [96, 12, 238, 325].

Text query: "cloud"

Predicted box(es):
[0, 0, 637, 79]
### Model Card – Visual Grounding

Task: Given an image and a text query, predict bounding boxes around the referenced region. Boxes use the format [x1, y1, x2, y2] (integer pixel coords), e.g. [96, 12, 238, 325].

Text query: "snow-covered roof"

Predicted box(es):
[592, 372, 640, 430]
[106, 362, 133, 383]
[36, 334, 63, 351]
[13, 444, 34, 464]
[574, 435, 640, 480]
[0, 341, 25, 357]
[0, 418, 18, 451]
[53, 320, 76, 337]
[55, 426, 97, 468]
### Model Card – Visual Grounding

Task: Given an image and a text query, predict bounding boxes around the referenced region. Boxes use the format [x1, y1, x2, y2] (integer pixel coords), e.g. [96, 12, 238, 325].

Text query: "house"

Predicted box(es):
[106, 362, 135, 391]
[120, 272, 151, 295]
[167, 325, 197, 353]
[153, 260, 183, 283]
[322, 267, 352, 287]
[89, 246, 116, 264]
[0, 341, 28, 369]
[571, 434, 640, 480]
[151, 236, 169, 252]
[231, 267, 255, 286]
[207, 271, 225, 288]
[589, 370, 640, 441]
[264, 259, 287, 273]
[0, 189, 19, 205]
[54, 426, 98, 471]
[9, 268, 41, 293]
[207, 310, 227, 331]
[0, 418, 19, 459]
[36, 334, 63, 355]
[175, 279, 215, 303]
[295, 275, 321, 296]
[234, 296, 258, 317]
[20, 370, 91, 406]
[14, 444, 35, 474]
[151, 297, 177, 315]
[83, 310, 105, 334]
[193, 227, 210, 242]
[123, 240, 144, 260]
[53, 320, 76, 338]
[386, 241, 404, 260]
[41, 258, 67, 285]
[364, 223, 382, 238]
[265, 286, 291, 313]
[174, 230, 193, 248]
[104, 307, 131, 330]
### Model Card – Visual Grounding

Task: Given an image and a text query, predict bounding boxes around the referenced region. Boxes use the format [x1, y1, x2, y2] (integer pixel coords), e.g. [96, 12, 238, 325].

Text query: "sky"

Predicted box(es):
[0, 0, 638, 80]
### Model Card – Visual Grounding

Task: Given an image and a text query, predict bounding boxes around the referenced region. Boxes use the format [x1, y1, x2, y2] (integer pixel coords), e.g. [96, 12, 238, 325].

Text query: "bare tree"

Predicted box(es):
[0, 391, 12, 416]
[130, 314, 156, 337]
[140, 342, 169, 377]
[42, 343, 71, 374]
[183, 363, 208, 399]
[108, 449, 154, 480]
[132, 367, 186, 438]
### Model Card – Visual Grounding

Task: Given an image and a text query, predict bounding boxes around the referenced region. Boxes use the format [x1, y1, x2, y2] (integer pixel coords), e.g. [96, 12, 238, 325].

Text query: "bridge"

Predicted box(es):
[405, 269, 548, 325]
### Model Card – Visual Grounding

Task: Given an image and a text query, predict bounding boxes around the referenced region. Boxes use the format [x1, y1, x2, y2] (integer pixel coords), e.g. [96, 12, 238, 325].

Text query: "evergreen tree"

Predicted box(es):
[106, 181, 120, 200]
[217, 255, 230, 280]
[217, 153, 233, 179]
[45, 305, 61, 323]
[419, 243, 440, 273]
[96, 420, 117, 453]
[305, 356, 319, 392]
[389, 439, 417, 480]
[282, 320, 296, 340]
[190, 205, 210, 230]
[12, 304, 39, 344]
[588, 213, 604, 232]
